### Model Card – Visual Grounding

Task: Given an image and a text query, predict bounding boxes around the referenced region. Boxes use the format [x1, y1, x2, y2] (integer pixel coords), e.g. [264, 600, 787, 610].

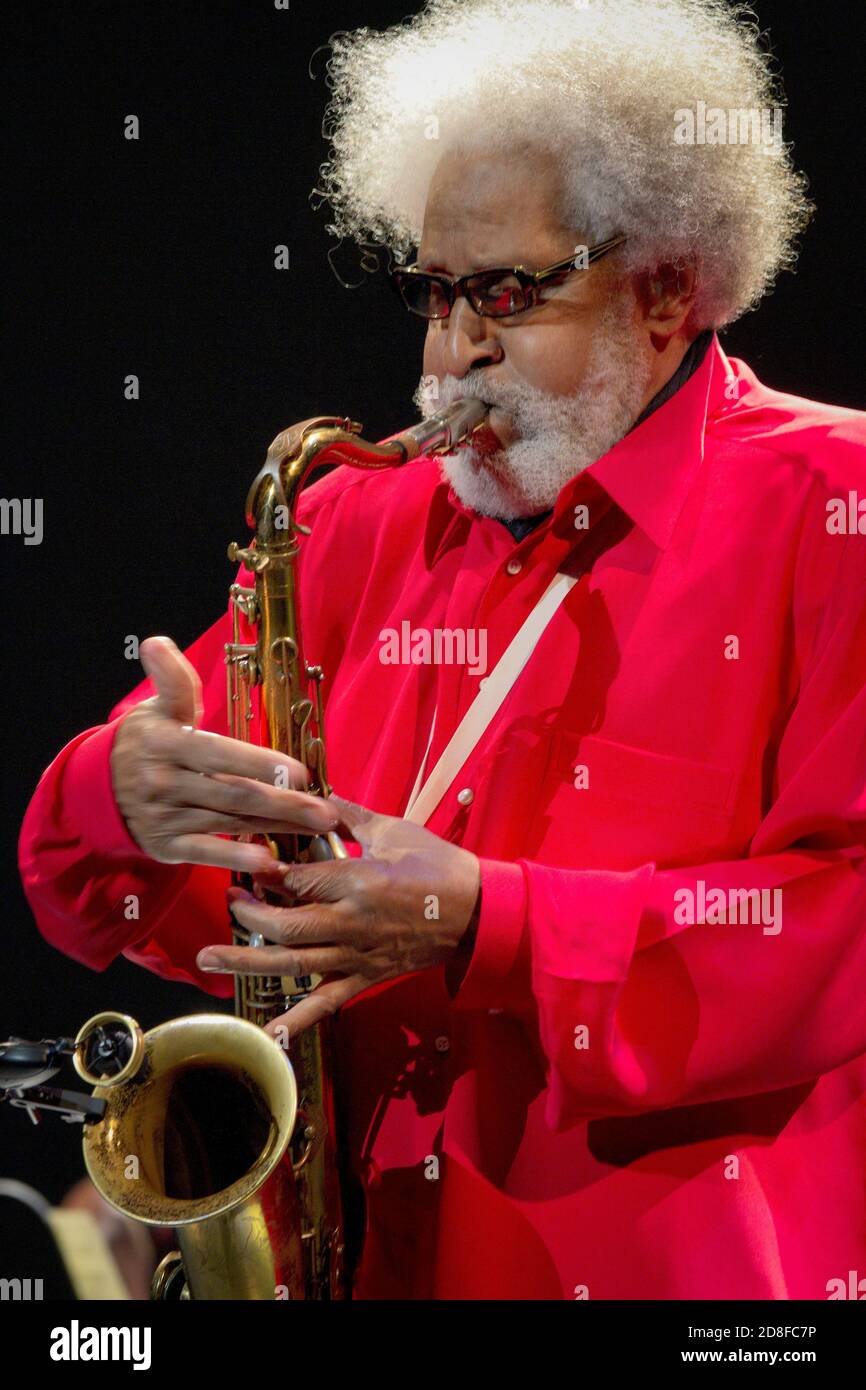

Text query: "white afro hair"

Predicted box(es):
[313, 0, 814, 331]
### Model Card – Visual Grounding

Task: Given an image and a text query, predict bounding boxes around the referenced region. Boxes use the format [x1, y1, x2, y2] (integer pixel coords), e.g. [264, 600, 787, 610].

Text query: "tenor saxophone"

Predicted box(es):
[66, 396, 490, 1300]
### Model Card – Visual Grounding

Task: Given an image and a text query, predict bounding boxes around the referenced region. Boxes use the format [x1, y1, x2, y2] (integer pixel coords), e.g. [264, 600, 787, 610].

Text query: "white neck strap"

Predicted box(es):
[404, 571, 578, 825]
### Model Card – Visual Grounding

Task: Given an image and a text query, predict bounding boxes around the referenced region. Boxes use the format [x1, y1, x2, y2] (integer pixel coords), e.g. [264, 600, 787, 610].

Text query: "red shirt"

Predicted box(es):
[19, 335, 866, 1299]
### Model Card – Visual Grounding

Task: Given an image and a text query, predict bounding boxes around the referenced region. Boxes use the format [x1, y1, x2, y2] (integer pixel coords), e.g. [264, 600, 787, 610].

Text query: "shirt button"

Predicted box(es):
[434, 1035, 450, 1053]
[506, 558, 522, 575]
[456, 787, 474, 807]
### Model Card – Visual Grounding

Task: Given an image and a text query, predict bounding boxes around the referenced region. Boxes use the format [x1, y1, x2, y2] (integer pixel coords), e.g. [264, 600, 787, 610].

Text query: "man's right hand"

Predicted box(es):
[110, 635, 338, 873]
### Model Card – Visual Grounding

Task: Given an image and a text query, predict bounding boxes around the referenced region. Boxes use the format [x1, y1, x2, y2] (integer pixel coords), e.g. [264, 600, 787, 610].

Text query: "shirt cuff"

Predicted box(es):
[451, 857, 530, 1010]
[528, 861, 655, 984]
[63, 717, 152, 860]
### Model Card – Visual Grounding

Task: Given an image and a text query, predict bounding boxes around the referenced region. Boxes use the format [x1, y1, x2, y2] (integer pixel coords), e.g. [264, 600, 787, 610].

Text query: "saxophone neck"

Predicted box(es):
[243, 416, 396, 538]
[244, 397, 490, 530]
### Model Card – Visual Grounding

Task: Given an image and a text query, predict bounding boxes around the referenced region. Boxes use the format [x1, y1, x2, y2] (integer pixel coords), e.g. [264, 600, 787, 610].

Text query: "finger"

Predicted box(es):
[228, 892, 347, 946]
[278, 858, 360, 905]
[322, 793, 385, 846]
[242, 861, 360, 904]
[196, 944, 352, 976]
[263, 976, 365, 1041]
[152, 723, 321, 801]
[165, 769, 339, 834]
[149, 806, 334, 839]
[156, 833, 278, 873]
[139, 636, 203, 727]
[250, 859, 296, 885]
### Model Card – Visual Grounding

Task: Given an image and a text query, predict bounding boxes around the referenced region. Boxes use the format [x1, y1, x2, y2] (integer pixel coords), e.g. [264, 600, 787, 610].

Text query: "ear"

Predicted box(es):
[634, 262, 698, 351]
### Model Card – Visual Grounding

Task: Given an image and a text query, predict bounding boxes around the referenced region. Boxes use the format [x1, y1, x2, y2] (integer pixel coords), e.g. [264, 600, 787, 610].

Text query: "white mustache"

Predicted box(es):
[412, 310, 651, 519]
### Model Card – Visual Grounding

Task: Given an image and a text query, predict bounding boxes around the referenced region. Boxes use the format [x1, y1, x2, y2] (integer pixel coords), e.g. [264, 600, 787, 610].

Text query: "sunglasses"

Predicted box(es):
[388, 234, 627, 320]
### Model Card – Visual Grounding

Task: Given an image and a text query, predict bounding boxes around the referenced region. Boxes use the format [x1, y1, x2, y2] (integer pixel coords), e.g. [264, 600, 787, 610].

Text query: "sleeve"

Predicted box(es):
[17, 609, 242, 998]
[452, 527, 866, 1128]
[17, 466, 351, 993]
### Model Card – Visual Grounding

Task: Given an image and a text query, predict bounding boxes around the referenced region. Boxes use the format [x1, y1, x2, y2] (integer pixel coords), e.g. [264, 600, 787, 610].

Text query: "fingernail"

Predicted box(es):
[197, 951, 223, 972]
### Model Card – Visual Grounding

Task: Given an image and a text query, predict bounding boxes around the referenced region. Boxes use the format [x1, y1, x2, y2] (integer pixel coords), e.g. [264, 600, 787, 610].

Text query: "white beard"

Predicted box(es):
[413, 302, 653, 520]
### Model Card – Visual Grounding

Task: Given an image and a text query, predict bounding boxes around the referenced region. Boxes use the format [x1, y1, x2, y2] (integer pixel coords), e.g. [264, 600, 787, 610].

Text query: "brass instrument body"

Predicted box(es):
[224, 399, 489, 1298]
[76, 398, 490, 1299]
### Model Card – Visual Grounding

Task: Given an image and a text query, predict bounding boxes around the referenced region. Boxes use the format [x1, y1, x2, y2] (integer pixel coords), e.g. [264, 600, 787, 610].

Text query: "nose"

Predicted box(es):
[439, 296, 504, 379]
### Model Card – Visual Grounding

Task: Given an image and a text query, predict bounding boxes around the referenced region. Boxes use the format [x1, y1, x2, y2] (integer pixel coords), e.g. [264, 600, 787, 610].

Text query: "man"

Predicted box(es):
[19, 0, 866, 1299]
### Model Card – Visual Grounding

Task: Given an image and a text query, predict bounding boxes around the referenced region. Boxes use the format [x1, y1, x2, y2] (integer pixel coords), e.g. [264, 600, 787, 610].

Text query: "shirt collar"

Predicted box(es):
[427, 331, 733, 562]
[557, 331, 731, 551]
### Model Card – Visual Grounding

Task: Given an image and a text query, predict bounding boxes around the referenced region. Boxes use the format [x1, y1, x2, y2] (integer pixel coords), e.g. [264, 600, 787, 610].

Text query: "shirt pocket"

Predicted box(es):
[526, 730, 738, 869]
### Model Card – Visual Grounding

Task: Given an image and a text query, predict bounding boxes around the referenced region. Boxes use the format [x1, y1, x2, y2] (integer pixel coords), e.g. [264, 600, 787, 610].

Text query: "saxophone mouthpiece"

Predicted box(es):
[391, 396, 491, 462]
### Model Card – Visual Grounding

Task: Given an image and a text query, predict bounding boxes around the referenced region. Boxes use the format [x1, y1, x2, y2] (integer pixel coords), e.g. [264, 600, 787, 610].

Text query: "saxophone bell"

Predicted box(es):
[74, 1011, 304, 1301]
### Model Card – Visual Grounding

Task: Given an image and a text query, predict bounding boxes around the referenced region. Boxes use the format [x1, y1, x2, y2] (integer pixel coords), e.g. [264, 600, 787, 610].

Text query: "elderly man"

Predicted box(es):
[19, 0, 866, 1300]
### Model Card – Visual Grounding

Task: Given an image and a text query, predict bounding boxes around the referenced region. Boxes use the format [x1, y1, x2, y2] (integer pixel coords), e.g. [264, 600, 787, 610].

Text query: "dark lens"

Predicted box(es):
[468, 272, 527, 317]
[395, 273, 450, 319]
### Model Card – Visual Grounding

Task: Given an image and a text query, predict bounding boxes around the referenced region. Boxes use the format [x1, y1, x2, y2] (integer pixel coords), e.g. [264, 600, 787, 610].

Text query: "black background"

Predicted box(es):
[2, 1, 863, 1202]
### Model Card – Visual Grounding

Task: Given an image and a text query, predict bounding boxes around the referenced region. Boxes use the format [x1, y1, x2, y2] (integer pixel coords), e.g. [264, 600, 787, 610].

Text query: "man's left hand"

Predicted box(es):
[196, 794, 481, 1040]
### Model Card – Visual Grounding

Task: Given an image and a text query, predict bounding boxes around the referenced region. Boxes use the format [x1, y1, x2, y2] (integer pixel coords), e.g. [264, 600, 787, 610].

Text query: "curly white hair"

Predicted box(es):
[313, 0, 813, 331]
